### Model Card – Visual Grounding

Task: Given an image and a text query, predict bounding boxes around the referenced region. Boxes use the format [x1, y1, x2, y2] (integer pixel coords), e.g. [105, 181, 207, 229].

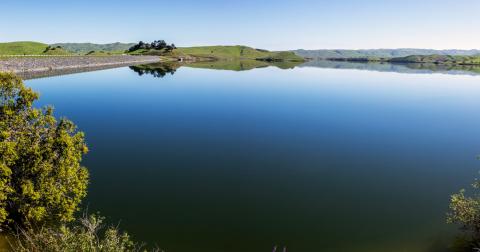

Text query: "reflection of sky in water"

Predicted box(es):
[26, 66, 480, 252]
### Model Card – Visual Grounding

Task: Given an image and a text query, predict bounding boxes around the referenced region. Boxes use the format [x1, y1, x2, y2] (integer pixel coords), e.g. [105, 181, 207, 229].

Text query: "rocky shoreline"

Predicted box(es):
[0, 56, 161, 75]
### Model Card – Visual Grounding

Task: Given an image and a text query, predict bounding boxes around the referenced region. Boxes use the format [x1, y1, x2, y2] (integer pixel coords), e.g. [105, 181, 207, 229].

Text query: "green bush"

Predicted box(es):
[448, 176, 480, 250]
[10, 214, 156, 252]
[0, 72, 89, 229]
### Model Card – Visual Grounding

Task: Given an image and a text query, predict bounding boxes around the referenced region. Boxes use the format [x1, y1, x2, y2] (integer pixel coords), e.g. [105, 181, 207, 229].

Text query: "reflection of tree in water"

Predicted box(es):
[129, 63, 179, 78]
[300, 60, 480, 76]
[446, 174, 480, 252]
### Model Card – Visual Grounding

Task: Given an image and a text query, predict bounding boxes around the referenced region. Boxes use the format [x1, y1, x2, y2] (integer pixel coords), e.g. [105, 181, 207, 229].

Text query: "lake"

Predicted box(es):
[25, 61, 480, 252]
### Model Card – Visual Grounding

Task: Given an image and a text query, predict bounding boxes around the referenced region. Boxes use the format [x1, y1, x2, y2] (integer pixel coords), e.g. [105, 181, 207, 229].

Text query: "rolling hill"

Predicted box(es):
[0, 41, 50, 55]
[51, 42, 135, 54]
[293, 49, 480, 59]
[389, 54, 480, 65]
[128, 45, 305, 62]
[176, 46, 304, 61]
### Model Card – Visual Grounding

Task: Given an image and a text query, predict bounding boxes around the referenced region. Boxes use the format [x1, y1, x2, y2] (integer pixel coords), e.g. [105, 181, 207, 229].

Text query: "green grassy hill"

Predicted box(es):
[293, 49, 480, 59]
[51, 43, 135, 54]
[129, 45, 305, 62]
[324, 54, 480, 66]
[0, 41, 50, 55]
[176, 46, 304, 61]
[389, 55, 480, 65]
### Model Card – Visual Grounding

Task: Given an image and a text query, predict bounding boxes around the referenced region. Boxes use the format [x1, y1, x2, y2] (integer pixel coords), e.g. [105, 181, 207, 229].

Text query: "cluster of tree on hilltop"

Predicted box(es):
[127, 40, 176, 53]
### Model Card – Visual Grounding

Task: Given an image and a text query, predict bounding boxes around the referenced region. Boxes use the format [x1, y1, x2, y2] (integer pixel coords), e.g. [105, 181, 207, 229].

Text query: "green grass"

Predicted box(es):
[176, 46, 304, 61]
[129, 45, 305, 62]
[51, 43, 135, 54]
[0, 42, 79, 56]
[177, 46, 268, 59]
[0, 42, 305, 62]
[0, 41, 50, 55]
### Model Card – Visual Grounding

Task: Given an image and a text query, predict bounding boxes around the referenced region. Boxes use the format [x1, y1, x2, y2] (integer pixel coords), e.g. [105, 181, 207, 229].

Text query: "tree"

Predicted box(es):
[448, 176, 480, 250]
[0, 73, 89, 229]
[127, 40, 176, 53]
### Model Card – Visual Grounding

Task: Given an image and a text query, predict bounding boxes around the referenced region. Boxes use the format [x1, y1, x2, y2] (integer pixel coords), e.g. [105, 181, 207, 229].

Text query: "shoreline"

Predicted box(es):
[324, 57, 480, 66]
[0, 56, 161, 76]
[16, 62, 160, 80]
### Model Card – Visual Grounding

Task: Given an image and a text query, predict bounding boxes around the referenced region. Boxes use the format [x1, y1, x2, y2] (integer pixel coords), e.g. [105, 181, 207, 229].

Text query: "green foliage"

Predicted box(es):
[42, 46, 71, 55]
[447, 177, 480, 250]
[0, 42, 49, 56]
[0, 72, 89, 229]
[0, 42, 75, 56]
[448, 189, 480, 231]
[127, 41, 175, 53]
[10, 214, 154, 252]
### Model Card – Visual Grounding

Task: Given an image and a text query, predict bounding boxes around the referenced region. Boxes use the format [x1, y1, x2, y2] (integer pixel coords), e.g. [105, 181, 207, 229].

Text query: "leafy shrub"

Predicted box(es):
[10, 214, 157, 252]
[127, 41, 176, 53]
[448, 176, 480, 250]
[0, 73, 89, 229]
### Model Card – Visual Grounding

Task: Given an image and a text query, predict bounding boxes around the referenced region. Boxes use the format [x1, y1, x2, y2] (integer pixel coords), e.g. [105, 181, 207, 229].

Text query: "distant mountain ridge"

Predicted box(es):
[50, 42, 135, 53]
[293, 49, 480, 59]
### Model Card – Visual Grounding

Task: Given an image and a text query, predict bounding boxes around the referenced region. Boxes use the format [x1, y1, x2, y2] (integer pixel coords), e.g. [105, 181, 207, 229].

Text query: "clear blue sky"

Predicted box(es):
[1, 0, 479, 50]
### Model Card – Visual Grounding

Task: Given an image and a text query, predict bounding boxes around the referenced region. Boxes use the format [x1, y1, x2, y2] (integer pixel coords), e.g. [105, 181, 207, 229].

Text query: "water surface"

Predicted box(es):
[25, 62, 480, 252]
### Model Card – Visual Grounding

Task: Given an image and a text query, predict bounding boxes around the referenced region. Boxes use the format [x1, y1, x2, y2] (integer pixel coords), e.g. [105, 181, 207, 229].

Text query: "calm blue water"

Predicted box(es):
[26, 64, 480, 252]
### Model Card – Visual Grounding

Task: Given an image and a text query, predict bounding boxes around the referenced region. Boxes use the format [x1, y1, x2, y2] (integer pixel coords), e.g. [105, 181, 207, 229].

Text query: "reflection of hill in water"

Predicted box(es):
[129, 60, 303, 77]
[300, 60, 480, 76]
[130, 60, 480, 77]
[184, 59, 302, 71]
